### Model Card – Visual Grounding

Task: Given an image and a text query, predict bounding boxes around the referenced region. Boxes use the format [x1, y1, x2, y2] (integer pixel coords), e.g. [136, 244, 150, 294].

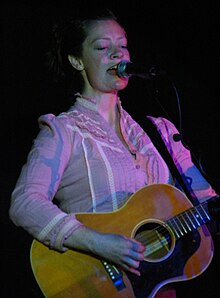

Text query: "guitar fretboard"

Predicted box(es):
[167, 201, 211, 239]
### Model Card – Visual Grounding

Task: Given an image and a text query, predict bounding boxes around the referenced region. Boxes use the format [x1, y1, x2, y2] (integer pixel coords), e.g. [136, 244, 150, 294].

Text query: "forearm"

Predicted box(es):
[9, 185, 84, 251]
[63, 225, 146, 276]
[63, 225, 104, 255]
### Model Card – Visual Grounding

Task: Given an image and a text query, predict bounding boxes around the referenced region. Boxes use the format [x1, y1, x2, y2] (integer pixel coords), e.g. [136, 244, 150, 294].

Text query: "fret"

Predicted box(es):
[168, 218, 182, 238]
[189, 209, 200, 226]
[167, 201, 213, 241]
[185, 211, 196, 229]
[180, 213, 191, 232]
[191, 204, 211, 226]
[186, 209, 198, 227]
[176, 215, 188, 234]
[193, 208, 204, 225]
[199, 204, 211, 222]
[168, 211, 198, 239]
[196, 207, 206, 224]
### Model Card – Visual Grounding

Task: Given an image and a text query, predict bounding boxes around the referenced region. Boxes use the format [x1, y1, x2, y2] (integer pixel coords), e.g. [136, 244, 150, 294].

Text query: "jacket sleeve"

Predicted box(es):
[9, 114, 83, 251]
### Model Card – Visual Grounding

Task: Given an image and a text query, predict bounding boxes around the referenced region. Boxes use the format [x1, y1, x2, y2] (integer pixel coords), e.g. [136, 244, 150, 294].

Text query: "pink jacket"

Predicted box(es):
[9, 96, 216, 251]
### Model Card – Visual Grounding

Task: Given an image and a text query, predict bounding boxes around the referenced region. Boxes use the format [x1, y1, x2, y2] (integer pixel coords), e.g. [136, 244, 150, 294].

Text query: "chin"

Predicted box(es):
[114, 78, 129, 90]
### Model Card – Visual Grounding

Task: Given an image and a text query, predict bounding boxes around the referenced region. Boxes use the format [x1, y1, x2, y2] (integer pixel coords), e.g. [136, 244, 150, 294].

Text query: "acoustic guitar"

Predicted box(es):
[30, 183, 216, 297]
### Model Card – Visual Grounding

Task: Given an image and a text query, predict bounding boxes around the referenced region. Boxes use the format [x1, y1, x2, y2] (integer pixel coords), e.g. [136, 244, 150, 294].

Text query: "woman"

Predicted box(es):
[9, 8, 217, 298]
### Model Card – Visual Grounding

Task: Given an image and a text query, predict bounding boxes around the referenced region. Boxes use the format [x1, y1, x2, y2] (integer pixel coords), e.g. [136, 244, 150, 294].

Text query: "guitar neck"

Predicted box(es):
[167, 199, 215, 239]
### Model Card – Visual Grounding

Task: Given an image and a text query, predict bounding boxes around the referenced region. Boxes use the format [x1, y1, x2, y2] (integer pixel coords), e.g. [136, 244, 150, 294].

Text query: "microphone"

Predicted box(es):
[117, 60, 166, 79]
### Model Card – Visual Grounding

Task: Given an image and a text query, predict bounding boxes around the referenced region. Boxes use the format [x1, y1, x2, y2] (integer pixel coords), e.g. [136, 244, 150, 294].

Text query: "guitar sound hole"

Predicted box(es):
[133, 221, 174, 262]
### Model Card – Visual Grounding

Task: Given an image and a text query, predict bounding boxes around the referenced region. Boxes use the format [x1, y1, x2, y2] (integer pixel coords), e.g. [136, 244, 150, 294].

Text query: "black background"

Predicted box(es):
[1, 1, 220, 297]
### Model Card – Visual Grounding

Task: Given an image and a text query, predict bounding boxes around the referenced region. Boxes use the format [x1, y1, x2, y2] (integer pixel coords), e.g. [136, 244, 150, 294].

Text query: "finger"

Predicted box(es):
[129, 267, 141, 276]
[120, 262, 141, 277]
[122, 255, 141, 270]
[130, 250, 145, 261]
[131, 239, 146, 252]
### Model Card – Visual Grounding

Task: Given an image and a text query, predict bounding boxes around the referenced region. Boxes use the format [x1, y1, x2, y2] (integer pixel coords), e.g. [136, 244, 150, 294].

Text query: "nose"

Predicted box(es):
[110, 47, 124, 59]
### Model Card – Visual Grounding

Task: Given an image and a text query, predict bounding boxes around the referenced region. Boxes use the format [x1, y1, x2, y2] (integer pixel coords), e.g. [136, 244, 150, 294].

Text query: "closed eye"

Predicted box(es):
[96, 47, 108, 50]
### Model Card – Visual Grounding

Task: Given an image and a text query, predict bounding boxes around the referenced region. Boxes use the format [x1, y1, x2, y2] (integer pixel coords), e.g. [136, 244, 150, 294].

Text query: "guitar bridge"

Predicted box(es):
[101, 260, 126, 291]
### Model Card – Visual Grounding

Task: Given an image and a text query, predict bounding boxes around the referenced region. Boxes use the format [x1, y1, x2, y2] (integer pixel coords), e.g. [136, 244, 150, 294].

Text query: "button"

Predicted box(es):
[136, 165, 140, 169]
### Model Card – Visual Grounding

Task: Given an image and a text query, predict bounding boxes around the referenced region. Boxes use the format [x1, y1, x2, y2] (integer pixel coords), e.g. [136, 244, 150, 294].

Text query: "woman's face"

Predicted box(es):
[80, 19, 130, 95]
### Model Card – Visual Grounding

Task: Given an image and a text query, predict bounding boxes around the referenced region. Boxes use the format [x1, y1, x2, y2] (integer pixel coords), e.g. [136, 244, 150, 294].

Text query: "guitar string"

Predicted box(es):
[133, 202, 210, 253]
[135, 227, 171, 251]
[135, 208, 205, 246]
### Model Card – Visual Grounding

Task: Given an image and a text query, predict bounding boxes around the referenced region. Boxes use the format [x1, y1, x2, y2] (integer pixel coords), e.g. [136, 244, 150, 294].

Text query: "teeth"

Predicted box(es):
[109, 65, 117, 70]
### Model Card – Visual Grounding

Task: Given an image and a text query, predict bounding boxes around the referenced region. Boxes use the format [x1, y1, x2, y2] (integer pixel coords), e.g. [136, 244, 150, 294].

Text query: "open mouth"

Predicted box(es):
[108, 65, 118, 71]
[107, 64, 119, 75]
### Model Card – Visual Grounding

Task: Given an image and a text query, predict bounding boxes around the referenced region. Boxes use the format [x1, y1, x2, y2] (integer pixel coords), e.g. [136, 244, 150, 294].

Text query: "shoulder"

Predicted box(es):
[146, 116, 192, 159]
[147, 115, 178, 130]
[146, 115, 183, 149]
[147, 115, 179, 135]
[37, 107, 103, 140]
[38, 113, 69, 131]
[36, 112, 77, 146]
[38, 107, 83, 132]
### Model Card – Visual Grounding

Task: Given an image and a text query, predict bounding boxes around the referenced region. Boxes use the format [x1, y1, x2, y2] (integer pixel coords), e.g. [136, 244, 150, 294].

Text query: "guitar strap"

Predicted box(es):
[142, 116, 198, 205]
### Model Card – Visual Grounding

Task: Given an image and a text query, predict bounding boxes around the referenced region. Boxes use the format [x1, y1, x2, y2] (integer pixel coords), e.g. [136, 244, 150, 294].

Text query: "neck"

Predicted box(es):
[81, 92, 119, 126]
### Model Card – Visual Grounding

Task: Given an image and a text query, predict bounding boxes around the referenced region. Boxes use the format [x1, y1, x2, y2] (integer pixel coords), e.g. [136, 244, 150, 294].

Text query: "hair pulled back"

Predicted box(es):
[46, 8, 117, 90]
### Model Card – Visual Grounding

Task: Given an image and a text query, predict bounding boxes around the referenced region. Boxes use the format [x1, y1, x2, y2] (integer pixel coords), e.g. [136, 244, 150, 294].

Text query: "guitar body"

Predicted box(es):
[31, 240, 134, 298]
[30, 184, 214, 298]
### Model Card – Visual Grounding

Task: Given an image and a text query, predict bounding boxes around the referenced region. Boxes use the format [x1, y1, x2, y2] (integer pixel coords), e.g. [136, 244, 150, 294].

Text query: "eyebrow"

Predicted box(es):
[91, 36, 127, 43]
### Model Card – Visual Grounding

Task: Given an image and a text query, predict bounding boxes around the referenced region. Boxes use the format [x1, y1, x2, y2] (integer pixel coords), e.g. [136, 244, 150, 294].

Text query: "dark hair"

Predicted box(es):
[46, 8, 118, 92]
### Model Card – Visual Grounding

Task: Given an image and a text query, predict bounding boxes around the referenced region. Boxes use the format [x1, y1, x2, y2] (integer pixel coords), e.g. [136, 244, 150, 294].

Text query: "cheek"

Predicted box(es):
[85, 57, 105, 76]
[126, 51, 130, 60]
[82, 58, 100, 80]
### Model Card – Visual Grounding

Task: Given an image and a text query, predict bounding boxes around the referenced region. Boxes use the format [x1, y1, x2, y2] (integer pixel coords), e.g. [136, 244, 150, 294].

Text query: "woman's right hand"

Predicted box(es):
[64, 225, 146, 276]
[94, 232, 146, 276]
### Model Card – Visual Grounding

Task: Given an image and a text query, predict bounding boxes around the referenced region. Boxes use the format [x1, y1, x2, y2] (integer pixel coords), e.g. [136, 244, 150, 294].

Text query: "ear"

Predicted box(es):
[68, 55, 84, 71]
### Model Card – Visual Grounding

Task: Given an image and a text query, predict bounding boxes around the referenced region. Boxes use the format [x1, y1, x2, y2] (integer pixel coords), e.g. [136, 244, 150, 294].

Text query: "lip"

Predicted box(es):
[107, 64, 119, 71]
[107, 62, 130, 79]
